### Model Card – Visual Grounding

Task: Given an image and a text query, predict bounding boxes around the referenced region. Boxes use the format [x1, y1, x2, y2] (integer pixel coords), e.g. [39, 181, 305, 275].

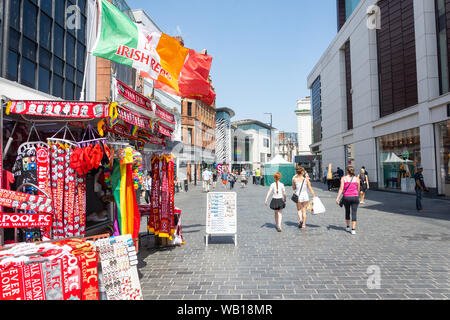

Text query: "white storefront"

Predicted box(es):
[307, 0, 450, 195]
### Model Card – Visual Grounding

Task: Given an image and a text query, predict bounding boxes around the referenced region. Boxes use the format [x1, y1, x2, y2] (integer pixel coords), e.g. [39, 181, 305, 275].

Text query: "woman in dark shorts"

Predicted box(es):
[264, 172, 287, 232]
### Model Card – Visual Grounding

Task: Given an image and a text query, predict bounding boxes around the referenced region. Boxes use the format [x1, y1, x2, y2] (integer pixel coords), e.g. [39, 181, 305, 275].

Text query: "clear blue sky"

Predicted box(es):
[128, 0, 337, 133]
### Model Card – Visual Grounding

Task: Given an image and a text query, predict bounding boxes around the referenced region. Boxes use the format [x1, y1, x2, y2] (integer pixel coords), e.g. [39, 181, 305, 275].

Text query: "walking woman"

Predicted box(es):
[336, 166, 360, 235]
[265, 172, 287, 232]
[221, 169, 228, 189]
[359, 168, 369, 204]
[292, 166, 316, 229]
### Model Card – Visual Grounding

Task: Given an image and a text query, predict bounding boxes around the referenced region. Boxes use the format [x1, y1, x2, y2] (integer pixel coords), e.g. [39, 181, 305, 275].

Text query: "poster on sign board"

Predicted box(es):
[206, 192, 237, 246]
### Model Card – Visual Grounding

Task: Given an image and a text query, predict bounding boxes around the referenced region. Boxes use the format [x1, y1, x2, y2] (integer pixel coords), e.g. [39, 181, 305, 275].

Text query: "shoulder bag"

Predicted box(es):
[291, 178, 304, 203]
[338, 177, 354, 207]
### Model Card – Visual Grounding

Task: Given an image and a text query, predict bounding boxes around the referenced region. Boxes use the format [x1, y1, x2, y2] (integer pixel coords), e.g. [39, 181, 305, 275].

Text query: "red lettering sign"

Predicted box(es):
[0, 213, 52, 228]
[7, 101, 109, 119]
[116, 79, 153, 112]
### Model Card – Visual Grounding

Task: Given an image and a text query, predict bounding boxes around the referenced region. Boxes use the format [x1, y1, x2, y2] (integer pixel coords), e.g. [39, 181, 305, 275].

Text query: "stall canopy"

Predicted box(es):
[263, 155, 296, 187]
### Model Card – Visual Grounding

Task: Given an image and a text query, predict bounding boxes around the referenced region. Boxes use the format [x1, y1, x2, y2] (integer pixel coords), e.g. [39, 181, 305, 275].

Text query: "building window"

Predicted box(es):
[377, 0, 418, 118]
[245, 137, 250, 162]
[188, 128, 193, 145]
[263, 138, 269, 148]
[344, 40, 353, 130]
[187, 102, 192, 116]
[376, 128, 421, 193]
[311, 76, 322, 144]
[3, 0, 87, 99]
[436, 120, 450, 196]
[436, 0, 449, 95]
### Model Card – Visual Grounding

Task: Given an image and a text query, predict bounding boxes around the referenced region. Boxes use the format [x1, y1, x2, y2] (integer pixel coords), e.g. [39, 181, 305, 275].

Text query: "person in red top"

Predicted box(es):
[336, 166, 360, 235]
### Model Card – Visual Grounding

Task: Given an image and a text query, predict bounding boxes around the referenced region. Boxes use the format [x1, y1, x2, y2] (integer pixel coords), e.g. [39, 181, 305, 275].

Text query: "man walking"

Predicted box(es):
[255, 168, 261, 185]
[252, 169, 256, 185]
[202, 168, 212, 193]
[414, 166, 429, 212]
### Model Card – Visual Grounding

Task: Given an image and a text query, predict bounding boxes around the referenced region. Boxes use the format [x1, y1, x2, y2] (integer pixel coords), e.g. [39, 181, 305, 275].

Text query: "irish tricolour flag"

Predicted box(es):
[92, 0, 189, 93]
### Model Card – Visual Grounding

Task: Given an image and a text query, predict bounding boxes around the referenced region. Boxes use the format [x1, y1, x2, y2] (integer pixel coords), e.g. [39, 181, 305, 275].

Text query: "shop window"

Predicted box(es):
[377, 128, 421, 193]
[437, 120, 450, 196]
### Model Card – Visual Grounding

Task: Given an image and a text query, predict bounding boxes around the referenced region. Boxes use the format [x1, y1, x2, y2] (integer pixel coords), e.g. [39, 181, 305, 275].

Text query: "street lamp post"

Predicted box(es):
[264, 112, 273, 160]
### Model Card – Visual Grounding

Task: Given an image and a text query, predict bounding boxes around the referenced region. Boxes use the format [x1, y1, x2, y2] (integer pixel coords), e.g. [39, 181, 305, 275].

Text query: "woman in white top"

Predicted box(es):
[265, 172, 287, 232]
[292, 166, 316, 229]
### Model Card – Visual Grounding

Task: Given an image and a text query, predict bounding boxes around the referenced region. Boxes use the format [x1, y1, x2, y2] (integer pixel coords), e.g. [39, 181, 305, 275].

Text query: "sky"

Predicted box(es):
[128, 0, 338, 133]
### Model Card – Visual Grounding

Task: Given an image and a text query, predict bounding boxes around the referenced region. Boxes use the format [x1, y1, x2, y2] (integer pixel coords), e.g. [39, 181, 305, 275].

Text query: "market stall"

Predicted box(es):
[0, 76, 184, 300]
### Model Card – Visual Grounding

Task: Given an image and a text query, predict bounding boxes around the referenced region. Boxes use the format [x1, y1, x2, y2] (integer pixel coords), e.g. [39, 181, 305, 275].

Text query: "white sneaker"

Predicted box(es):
[346, 226, 351, 232]
[351, 229, 356, 235]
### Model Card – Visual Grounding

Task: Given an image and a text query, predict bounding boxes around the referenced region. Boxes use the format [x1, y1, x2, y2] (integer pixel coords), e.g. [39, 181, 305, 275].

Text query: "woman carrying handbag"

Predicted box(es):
[292, 166, 316, 229]
[265, 172, 287, 232]
[336, 166, 360, 235]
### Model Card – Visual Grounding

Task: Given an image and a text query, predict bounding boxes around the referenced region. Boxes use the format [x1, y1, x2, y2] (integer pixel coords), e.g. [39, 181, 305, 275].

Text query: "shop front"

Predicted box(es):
[436, 120, 450, 197]
[376, 128, 421, 193]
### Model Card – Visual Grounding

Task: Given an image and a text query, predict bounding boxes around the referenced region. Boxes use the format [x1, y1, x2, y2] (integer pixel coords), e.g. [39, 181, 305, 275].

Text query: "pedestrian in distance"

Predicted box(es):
[212, 169, 217, 190]
[359, 168, 369, 204]
[252, 169, 256, 185]
[265, 172, 287, 232]
[337, 167, 344, 179]
[414, 165, 429, 212]
[144, 173, 152, 204]
[292, 166, 316, 229]
[229, 170, 237, 189]
[255, 168, 261, 185]
[240, 169, 248, 188]
[336, 166, 360, 235]
[326, 163, 333, 191]
[202, 168, 212, 192]
[221, 169, 228, 189]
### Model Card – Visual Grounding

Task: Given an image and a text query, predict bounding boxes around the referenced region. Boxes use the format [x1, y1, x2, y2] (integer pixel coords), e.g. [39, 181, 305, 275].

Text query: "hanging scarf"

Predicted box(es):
[76, 175, 86, 237]
[148, 155, 160, 234]
[63, 146, 77, 238]
[49, 142, 65, 238]
[126, 162, 140, 240]
[159, 156, 170, 238]
[168, 156, 176, 236]
[111, 159, 122, 234]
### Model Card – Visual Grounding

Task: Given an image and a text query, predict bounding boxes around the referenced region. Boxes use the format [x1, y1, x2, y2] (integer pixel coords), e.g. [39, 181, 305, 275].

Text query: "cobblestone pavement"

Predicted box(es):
[137, 181, 450, 300]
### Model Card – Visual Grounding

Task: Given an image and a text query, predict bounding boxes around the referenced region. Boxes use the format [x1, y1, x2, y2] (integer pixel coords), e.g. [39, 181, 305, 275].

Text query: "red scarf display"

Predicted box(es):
[159, 157, 170, 237]
[148, 156, 160, 234]
[168, 158, 175, 235]
[78, 252, 99, 300]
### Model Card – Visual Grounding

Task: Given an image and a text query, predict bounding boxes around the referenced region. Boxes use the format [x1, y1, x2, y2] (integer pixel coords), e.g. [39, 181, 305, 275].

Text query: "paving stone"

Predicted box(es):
[137, 183, 450, 300]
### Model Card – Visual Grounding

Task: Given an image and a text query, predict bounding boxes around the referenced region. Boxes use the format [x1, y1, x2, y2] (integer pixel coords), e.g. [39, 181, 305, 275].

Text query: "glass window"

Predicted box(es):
[78, 15, 86, 44]
[66, 33, 75, 65]
[436, 0, 449, 95]
[76, 70, 83, 86]
[66, 64, 74, 82]
[54, 24, 64, 58]
[22, 37, 37, 60]
[65, 81, 74, 100]
[437, 120, 450, 196]
[38, 66, 51, 94]
[40, 12, 52, 50]
[9, 0, 21, 30]
[55, 0, 65, 26]
[78, 0, 86, 15]
[377, 128, 421, 193]
[39, 48, 52, 68]
[9, 28, 20, 51]
[53, 56, 64, 75]
[77, 42, 85, 70]
[23, 0, 38, 40]
[345, 0, 360, 19]
[20, 57, 37, 88]
[75, 86, 82, 100]
[41, 0, 52, 15]
[7, 50, 19, 81]
[52, 74, 63, 97]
